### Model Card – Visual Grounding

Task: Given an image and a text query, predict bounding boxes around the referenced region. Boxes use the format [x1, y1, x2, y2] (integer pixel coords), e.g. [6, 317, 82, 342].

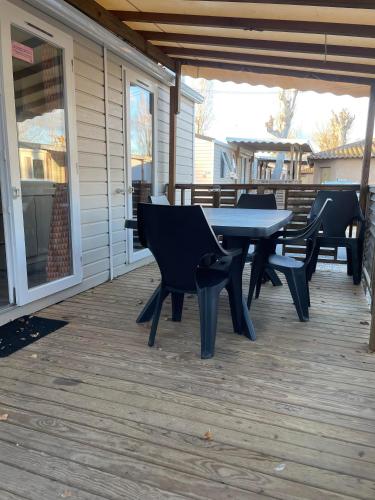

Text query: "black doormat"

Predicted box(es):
[0, 316, 68, 357]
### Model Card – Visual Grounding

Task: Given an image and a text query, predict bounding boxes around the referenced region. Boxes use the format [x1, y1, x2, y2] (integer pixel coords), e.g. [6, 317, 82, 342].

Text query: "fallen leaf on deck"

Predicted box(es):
[0, 414, 8, 421]
[30, 354, 38, 359]
[274, 463, 286, 472]
[61, 491, 72, 498]
[203, 430, 213, 441]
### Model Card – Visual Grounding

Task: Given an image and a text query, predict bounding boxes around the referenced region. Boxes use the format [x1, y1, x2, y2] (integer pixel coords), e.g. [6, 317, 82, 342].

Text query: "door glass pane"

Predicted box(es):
[11, 25, 72, 288]
[129, 83, 153, 252]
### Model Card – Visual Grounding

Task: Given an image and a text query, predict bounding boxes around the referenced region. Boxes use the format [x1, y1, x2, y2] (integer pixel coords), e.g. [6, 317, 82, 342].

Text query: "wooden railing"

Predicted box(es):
[363, 186, 375, 300]
[173, 183, 361, 264]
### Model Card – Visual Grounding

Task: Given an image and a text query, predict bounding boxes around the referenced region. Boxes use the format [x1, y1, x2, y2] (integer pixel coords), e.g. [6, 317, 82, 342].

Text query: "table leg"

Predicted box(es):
[225, 237, 256, 341]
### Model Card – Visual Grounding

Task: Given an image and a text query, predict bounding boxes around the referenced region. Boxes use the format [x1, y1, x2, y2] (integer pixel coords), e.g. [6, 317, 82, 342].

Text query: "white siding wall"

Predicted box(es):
[107, 52, 127, 278]
[74, 35, 110, 287]
[74, 43, 196, 288]
[194, 137, 214, 183]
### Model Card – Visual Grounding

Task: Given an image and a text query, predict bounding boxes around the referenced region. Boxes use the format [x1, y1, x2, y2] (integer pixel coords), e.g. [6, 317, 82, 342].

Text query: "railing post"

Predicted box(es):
[212, 187, 221, 207]
[360, 84, 375, 214]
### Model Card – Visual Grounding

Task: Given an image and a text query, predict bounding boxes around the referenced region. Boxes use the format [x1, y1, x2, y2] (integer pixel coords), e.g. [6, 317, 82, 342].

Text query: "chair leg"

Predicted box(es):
[148, 287, 167, 347]
[306, 278, 311, 308]
[350, 244, 361, 285]
[346, 247, 353, 276]
[297, 270, 310, 319]
[226, 279, 242, 334]
[171, 293, 184, 321]
[307, 243, 320, 281]
[197, 285, 221, 359]
[255, 272, 263, 299]
[285, 270, 308, 322]
[248, 254, 264, 308]
[265, 268, 282, 287]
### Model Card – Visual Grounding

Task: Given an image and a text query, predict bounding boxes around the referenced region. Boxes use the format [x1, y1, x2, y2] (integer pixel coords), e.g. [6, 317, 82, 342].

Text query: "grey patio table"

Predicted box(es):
[127, 206, 293, 341]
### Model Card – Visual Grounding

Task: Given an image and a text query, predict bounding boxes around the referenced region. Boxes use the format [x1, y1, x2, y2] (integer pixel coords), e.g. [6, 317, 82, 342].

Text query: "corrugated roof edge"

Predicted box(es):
[309, 139, 375, 160]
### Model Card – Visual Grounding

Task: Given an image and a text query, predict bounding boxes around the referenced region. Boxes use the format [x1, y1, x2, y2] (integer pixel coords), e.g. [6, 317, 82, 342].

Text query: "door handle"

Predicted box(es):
[127, 186, 134, 194]
[12, 187, 21, 199]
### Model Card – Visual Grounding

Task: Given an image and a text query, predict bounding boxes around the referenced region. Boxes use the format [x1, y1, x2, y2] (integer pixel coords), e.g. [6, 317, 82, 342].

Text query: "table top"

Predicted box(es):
[203, 207, 293, 238]
[125, 207, 293, 238]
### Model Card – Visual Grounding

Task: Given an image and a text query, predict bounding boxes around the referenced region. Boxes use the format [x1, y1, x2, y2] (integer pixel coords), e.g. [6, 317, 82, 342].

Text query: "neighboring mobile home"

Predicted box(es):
[309, 139, 375, 184]
[194, 134, 253, 184]
[0, 0, 202, 325]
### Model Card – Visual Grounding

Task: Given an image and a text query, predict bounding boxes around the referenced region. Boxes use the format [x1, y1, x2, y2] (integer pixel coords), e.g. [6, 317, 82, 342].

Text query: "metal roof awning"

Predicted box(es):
[82, 0, 375, 98]
[227, 137, 313, 153]
[310, 139, 375, 160]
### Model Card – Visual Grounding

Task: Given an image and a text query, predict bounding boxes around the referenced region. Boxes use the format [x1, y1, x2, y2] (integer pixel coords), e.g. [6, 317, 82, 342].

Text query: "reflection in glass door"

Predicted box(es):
[10, 25, 73, 288]
[129, 82, 154, 254]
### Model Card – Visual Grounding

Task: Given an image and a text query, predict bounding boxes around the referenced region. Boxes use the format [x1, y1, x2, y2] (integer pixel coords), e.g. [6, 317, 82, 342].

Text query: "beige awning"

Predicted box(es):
[90, 1, 375, 97]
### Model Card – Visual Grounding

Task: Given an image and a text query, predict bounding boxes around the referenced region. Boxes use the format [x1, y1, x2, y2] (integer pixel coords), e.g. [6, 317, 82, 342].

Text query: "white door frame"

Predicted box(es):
[124, 66, 158, 263]
[0, 0, 82, 305]
[0, 73, 16, 305]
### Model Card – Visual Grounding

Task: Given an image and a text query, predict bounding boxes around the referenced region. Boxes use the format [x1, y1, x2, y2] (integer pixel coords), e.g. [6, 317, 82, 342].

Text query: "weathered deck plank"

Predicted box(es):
[0, 263, 375, 499]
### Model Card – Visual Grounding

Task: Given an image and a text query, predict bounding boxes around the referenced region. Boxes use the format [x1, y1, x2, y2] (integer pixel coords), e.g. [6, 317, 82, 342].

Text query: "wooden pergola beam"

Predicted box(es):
[140, 32, 375, 60]
[360, 85, 375, 213]
[175, 58, 375, 86]
[358, 84, 375, 353]
[111, 11, 375, 38]
[189, 0, 375, 8]
[63, 0, 176, 71]
[160, 46, 375, 76]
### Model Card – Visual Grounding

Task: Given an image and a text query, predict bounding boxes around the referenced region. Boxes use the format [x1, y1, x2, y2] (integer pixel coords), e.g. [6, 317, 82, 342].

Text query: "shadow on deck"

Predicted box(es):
[0, 263, 375, 499]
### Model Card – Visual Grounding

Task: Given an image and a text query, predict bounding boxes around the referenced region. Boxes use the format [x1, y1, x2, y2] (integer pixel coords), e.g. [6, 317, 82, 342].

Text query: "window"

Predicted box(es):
[32, 159, 44, 179]
[220, 151, 237, 179]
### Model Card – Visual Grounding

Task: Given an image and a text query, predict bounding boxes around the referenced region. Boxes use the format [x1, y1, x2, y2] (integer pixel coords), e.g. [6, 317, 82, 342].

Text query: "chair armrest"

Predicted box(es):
[125, 219, 137, 229]
[223, 248, 242, 258]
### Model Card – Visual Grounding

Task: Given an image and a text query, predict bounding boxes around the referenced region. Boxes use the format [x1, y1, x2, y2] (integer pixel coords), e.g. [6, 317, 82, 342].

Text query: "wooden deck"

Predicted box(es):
[1, 263, 375, 499]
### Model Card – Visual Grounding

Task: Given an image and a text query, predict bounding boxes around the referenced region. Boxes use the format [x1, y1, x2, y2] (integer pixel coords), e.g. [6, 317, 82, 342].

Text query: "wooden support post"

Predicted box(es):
[360, 83, 375, 214]
[363, 84, 375, 352]
[167, 62, 181, 205]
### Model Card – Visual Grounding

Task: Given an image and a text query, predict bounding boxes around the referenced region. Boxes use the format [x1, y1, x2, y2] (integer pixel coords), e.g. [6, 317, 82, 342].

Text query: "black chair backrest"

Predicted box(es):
[309, 190, 362, 238]
[138, 204, 226, 291]
[280, 199, 332, 244]
[237, 193, 277, 210]
[279, 199, 332, 267]
[148, 195, 170, 205]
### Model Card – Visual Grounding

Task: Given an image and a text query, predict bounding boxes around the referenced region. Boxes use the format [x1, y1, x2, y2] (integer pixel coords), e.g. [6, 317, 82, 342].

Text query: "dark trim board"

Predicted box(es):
[140, 32, 375, 60]
[111, 11, 375, 38]
[160, 46, 375, 76]
[176, 58, 375, 86]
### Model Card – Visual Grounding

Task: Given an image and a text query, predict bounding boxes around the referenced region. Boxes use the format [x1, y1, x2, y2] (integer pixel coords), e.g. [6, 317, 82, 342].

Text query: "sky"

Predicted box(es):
[184, 77, 370, 152]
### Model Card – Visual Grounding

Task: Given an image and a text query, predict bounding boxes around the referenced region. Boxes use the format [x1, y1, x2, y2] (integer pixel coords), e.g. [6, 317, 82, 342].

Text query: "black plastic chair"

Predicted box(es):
[148, 195, 170, 205]
[137, 203, 243, 359]
[237, 193, 277, 210]
[249, 199, 332, 321]
[235, 193, 282, 289]
[307, 190, 365, 284]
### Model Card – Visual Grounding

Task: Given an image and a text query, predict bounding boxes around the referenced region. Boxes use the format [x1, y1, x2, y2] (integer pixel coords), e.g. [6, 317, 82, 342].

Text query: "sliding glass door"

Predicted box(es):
[0, 0, 82, 305]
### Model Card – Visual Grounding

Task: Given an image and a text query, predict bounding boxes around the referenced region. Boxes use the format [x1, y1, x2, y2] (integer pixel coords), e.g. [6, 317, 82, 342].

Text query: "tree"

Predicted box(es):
[314, 108, 355, 151]
[194, 79, 214, 135]
[265, 89, 299, 179]
[266, 89, 298, 139]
